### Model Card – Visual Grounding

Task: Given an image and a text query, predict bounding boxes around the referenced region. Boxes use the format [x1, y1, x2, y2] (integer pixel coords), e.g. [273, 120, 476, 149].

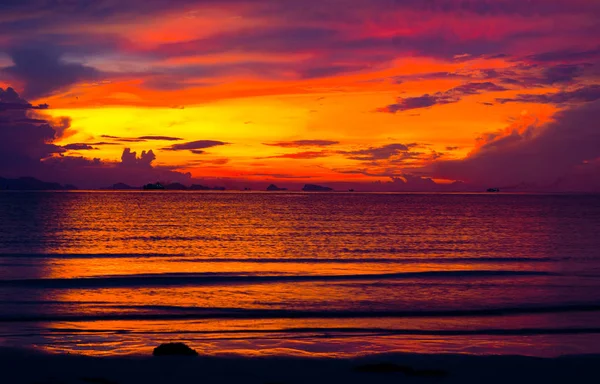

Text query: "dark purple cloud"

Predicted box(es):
[496, 84, 600, 104]
[1, 0, 596, 27]
[390, 71, 464, 84]
[0, 87, 48, 111]
[0, 87, 64, 176]
[340, 143, 413, 160]
[299, 64, 370, 79]
[263, 140, 339, 148]
[0, 102, 48, 111]
[1, 44, 100, 99]
[391, 63, 588, 89]
[380, 95, 446, 113]
[162, 140, 228, 151]
[120, 148, 156, 167]
[62, 143, 96, 151]
[166, 29, 501, 63]
[431, 100, 600, 190]
[496, 64, 589, 88]
[86, 142, 122, 146]
[101, 135, 146, 143]
[0, 1, 594, 96]
[525, 47, 600, 63]
[0, 1, 596, 89]
[541, 64, 585, 84]
[154, 26, 338, 58]
[9, 118, 48, 123]
[100, 135, 184, 143]
[452, 82, 508, 94]
[379, 82, 507, 113]
[138, 135, 183, 141]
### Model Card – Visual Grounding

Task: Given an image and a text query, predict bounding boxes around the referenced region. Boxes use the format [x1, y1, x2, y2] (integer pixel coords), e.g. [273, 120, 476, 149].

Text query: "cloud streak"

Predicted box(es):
[379, 82, 507, 113]
[62, 143, 97, 150]
[496, 85, 600, 105]
[100, 135, 184, 142]
[162, 140, 229, 152]
[339, 143, 415, 160]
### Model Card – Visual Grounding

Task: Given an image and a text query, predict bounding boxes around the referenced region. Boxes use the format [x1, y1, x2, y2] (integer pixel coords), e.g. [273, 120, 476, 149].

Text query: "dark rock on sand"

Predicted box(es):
[153, 342, 198, 356]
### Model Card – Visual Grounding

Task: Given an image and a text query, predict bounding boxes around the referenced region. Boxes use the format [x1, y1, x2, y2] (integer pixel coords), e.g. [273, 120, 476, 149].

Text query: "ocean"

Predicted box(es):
[0, 191, 599, 357]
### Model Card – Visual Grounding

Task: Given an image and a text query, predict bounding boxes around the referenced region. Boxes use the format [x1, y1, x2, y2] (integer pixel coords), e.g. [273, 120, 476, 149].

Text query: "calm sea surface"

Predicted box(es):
[1, 191, 599, 357]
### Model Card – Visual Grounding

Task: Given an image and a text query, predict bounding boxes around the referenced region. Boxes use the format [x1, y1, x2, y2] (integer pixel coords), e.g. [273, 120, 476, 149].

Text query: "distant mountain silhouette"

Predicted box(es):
[109, 182, 137, 190]
[165, 182, 188, 190]
[189, 184, 211, 190]
[266, 184, 287, 191]
[302, 184, 333, 192]
[0, 177, 77, 190]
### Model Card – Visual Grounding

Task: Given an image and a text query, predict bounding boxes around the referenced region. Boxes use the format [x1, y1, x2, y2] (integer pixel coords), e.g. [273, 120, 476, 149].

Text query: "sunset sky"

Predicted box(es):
[0, 0, 599, 190]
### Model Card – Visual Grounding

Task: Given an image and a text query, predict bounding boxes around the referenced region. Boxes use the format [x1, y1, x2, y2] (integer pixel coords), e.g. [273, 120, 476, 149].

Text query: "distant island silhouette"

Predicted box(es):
[0, 177, 76, 191]
[143, 182, 165, 190]
[110, 182, 137, 190]
[0, 176, 508, 193]
[302, 184, 333, 192]
[267, 184, 287, 191]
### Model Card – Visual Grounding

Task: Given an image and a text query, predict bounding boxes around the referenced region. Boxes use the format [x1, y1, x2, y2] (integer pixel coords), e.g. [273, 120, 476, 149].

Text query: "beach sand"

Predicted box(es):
[2, 348, 598, 384]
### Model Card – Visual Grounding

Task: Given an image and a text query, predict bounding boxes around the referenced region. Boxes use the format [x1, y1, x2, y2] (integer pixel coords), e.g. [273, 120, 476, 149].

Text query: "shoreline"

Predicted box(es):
[3, 347, 599, 384]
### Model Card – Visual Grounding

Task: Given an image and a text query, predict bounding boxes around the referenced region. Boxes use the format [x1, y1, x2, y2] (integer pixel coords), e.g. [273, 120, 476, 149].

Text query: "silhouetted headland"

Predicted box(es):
[266, 184, 287, 191]
[0, 177, 77, 191]
[302, 184, 333, 192]
[487, 188, 500, 192]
